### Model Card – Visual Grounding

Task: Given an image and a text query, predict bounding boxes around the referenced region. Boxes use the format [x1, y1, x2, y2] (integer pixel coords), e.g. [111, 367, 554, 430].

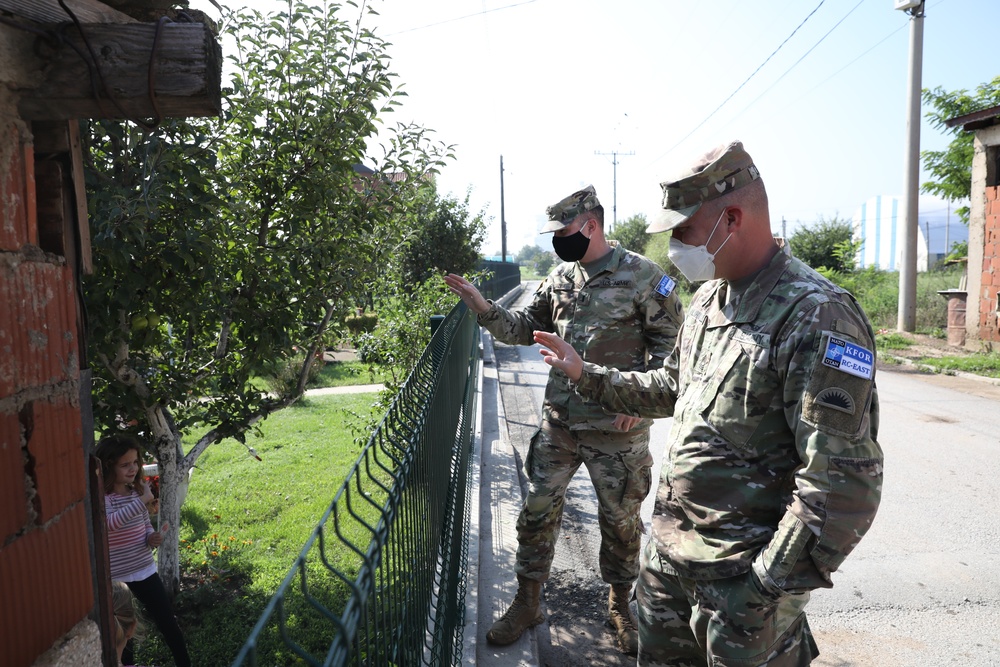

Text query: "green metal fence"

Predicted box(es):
[232, 300, 481, 667]
[478, 260, 521, 302]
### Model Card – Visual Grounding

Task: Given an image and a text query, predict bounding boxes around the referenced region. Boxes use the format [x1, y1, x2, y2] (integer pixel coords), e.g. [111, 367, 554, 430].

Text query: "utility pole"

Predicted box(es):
[925, 220, 931, 268]
[896, 0, 925, 332]
[500, 155, 507, 262]
[594, 149, 634, 231]
[945, 201, 950, 256]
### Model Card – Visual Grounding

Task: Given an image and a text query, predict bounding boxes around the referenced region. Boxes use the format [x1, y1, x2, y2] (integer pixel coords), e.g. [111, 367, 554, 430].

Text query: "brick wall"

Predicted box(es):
[0, 120, 95, 667]
[981, 186, 1000, 343]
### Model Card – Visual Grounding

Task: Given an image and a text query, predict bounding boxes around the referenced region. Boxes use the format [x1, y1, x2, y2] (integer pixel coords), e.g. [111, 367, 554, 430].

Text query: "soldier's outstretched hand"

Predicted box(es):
[444, 273, 491, 315]
[533, 331, 583, 382]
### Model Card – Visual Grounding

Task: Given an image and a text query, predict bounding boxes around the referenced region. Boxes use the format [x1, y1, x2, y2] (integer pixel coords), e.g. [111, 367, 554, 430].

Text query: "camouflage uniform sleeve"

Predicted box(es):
[477, 277, 554, 345]
[640, 272, 684, 370]
[573, 342, 679, 419]
[752, 298, 883, 595]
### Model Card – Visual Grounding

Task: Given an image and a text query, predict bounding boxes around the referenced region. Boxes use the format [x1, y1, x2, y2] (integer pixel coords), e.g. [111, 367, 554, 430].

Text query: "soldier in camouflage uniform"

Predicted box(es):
[534, 142, 883, 666]
[444, 185, 683, 655]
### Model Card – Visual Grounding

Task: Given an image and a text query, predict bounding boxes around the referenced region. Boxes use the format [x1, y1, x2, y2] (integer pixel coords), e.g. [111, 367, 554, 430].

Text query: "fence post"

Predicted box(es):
[429, 314, 445, 335]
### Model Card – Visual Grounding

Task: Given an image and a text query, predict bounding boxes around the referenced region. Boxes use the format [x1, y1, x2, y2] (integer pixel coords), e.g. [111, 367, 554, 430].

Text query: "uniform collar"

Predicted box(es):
[573, 241, 625, 285]
[705, 249, 792, 328]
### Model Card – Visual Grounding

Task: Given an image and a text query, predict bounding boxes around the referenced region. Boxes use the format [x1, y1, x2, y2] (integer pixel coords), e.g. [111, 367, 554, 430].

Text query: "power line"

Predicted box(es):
[730, 0, 865, 119]
[647, 0, 826, 167]
[384, 0, 537, 36]
[789, 0, 949, 105]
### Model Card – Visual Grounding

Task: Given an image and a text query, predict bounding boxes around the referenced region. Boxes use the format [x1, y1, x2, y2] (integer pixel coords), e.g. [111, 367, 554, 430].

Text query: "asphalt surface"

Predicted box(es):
[471, 281, 1000, 666]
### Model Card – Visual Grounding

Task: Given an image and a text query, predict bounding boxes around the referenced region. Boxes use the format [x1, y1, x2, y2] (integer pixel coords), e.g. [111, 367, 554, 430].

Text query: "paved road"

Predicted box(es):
[489, 281, 1000, 666]
[808, 365, 1000, 666]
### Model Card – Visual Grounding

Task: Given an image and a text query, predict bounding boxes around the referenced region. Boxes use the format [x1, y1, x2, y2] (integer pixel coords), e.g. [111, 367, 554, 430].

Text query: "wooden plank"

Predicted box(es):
[0, 0, 135, 24]
[18, 21, 221, 120]
[67, 120, 91, 274]
[31, 120, 91, 274]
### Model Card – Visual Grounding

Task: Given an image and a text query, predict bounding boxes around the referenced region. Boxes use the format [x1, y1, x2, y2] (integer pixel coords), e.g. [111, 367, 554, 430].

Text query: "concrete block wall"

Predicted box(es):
[981, 186, 1000, 343]
[0, 118, 98, 666]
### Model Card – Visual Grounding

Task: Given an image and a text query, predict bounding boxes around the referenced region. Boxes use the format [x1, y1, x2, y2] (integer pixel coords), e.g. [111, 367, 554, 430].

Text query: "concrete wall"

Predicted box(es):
[0, 24, 101, 667]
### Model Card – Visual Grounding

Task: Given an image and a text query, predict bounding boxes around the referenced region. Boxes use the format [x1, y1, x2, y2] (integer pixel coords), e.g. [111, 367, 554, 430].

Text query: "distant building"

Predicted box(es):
[852, 195, 968, 271]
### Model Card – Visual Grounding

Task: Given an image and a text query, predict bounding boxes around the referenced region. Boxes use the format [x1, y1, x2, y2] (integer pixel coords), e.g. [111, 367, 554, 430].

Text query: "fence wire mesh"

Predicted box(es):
[232, 299, 482, 667]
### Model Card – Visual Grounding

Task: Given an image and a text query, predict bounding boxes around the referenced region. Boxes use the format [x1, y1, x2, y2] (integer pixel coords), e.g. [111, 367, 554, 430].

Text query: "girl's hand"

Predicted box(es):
[136, 478, 154, 504]
[147, 531, 164, 548]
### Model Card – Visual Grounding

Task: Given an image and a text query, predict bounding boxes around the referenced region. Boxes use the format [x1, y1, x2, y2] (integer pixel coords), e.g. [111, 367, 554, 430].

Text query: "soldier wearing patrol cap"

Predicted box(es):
[534, 142, 883, 666]
[444, 185, 684, 655]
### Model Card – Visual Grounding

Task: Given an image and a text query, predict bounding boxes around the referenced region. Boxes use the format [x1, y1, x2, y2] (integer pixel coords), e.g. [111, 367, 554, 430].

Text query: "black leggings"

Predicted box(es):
[124, 573, 191, 667]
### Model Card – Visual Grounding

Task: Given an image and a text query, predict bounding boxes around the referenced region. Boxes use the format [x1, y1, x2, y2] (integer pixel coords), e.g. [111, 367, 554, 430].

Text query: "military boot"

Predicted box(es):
[608, 584, 638, 656]
[486, 576, 544, 645]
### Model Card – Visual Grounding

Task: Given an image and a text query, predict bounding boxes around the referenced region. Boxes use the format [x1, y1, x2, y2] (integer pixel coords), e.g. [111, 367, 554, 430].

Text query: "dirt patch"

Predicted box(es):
[877, 332, 975, 363]
[877, 332, 1000, 401]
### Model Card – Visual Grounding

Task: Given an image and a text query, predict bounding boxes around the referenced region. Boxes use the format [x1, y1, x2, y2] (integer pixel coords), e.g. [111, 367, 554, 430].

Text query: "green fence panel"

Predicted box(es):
[232, 300, 481, 667]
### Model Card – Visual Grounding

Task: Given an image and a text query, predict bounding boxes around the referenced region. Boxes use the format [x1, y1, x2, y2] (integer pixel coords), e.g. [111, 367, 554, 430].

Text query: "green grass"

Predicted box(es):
[911, 353, 1000, 378]
[312, 359, 389, 387]
[134, 391, 386, 667]
[251, 358, 389, 393]
[519, 265, 545, 281]
[875, 331, 914, 351]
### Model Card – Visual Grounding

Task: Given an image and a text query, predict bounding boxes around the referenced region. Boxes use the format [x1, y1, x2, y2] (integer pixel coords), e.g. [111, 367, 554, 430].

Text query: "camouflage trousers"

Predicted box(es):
[637, 541, 819, 666]
[515, 419, 652, 586]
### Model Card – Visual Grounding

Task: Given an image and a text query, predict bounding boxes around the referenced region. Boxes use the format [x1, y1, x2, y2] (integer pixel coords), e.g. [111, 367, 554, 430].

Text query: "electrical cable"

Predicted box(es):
[730, 0, 865, 120]
[647, 0, 826, 167]
[384, 0, 537, 37]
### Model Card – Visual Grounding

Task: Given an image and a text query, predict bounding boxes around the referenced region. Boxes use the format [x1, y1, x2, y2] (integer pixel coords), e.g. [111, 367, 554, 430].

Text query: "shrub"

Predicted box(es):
[344, 312, 378, 339]
[262, 352, 324, 395]
[822, 265, 965, 333]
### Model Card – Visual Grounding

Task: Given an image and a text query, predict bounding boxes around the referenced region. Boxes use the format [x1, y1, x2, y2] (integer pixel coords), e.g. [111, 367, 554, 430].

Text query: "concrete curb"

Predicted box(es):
[464, 282, 541, 667]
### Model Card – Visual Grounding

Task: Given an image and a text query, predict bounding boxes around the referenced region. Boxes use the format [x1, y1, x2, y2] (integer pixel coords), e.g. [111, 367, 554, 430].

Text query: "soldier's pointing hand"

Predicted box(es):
[444, 273, 491, 315]
[534, 330, 583, 382]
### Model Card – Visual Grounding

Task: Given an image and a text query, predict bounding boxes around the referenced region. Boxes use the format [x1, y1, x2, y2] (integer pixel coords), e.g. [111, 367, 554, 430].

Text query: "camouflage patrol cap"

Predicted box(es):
[647, 140, 761, 233]
[543, 185, 601, 232]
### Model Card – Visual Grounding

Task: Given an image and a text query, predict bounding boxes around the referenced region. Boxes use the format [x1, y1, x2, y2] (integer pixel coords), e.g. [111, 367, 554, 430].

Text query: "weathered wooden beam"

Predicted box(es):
[32, 120, 93, 274]
[0, 0, 136, 25]
[18, 21, 222, 121]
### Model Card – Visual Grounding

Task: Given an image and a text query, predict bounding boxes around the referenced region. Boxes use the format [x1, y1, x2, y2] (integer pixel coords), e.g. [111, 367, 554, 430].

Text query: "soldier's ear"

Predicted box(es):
[723, 206, 742, 230]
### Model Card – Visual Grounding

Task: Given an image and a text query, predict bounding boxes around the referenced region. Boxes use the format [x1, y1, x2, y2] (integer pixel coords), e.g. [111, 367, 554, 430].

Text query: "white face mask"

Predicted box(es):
[667, 208, 733, 282]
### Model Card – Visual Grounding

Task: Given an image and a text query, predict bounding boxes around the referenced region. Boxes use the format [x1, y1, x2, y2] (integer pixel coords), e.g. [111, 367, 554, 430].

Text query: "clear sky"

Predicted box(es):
[200, 1, 999, 257]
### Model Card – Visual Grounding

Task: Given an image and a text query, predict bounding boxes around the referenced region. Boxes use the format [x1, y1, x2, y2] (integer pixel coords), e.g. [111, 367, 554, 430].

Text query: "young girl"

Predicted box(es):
[97, 435, 191, 667]
[112, 581, 147, 666]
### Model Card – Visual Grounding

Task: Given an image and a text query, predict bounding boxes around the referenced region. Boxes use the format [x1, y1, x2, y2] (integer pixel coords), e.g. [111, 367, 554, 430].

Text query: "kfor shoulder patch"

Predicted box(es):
[820, 335, 873, 380]
[802, 332, 874, 438]
[655, 275, 676, 298]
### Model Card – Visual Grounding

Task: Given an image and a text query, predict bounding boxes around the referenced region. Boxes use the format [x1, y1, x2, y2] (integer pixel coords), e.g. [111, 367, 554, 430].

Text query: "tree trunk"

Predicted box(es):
[146, 403, 189, 596]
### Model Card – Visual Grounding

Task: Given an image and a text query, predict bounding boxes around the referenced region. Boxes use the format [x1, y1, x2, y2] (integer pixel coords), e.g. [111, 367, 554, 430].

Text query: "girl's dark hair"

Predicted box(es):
[94, 434, 145, 494]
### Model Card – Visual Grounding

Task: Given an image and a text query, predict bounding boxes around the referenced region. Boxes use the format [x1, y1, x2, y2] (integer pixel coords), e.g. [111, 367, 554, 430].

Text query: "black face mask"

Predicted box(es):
[552, 228, 591, 262]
